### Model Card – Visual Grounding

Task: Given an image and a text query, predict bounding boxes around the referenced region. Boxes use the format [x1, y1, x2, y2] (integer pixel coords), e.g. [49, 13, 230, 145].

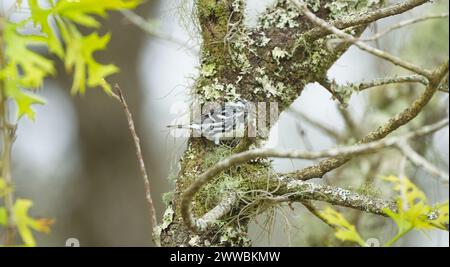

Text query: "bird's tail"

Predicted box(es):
[166, 124, 200, 130]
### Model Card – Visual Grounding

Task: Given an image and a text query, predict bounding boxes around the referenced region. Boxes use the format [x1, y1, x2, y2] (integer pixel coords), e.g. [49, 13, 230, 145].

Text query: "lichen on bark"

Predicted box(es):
[159, 0, 385, 247]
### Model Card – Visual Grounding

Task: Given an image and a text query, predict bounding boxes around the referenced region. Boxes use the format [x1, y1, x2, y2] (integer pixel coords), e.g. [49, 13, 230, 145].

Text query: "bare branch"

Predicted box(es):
[357, 75, 428, 90]
[338, 106, 362, 138]
[120, 10, 197, 54]
[397, 140, 449, 183]
[335, 75, 448, 97]
[361, 13, 449, 42]
[181, 119, 448, 232]
[318, 79, 347, 105]
[194, 193, 238, 231]
[288, 108, 341, 141]
[290, 60, 449, 181]
[293, 0, 434, 79]
[112, 85, 159, 246]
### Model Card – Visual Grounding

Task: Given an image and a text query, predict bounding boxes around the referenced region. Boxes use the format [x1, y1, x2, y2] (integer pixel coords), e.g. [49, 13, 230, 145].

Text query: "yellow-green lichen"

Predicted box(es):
[200, 63, 217, 78]
[190, 145, 275, 217]
[199, 78, 241, 102]
[258, 0, 301, 29]
[254, 72, 285, 98]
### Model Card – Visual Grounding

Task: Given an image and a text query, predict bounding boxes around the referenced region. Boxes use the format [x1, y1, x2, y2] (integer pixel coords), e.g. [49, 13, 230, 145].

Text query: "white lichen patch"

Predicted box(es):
[232, 0, 245, 12]
[234, 53, 252, 74]
[306, 0, 321, 12]
[286, 180, 302, 190]
[219, 226, 251, 246]
[256, 32, 271, 47]
[333, 82, 359, 106]
[161, 205, 175, 229]
[254, 74, 286, 98]
[188, 235, 201, 246]
[325, 0, 382, 19]
[334, 187, 352, 202]
[272, 47, 291, 63]
[258, 1, 300, 29]
[153, 205, 175, 241]
[201, 79, 241, 101]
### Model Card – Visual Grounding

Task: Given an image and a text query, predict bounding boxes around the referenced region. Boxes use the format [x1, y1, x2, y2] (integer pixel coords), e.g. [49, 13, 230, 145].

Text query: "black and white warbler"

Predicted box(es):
[168, 99, 251, 144]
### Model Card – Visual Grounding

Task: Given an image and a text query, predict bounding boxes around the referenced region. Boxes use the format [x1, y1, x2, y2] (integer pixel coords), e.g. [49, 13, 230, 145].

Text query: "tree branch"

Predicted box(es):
[112, 85, 159, 246]
[303, 0, 432, 41]
[181, 119, 448, 232]
[290, 60, 449, 181]
[360, 13, 449, 42]
[120, 10, 197, 54]
[288, 108, 341, 141]
[194, 193, 238, 231]
[397, 140, 449, 183]
[274, 177, 449, 231]
[276, 178, 395, 217]
[357, 75, 428, 90]
[293, 0, 434, 79]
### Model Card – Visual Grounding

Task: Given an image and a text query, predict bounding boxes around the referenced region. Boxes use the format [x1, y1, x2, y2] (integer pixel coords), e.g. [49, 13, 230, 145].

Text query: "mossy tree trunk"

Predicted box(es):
[159, 0, 382, 247]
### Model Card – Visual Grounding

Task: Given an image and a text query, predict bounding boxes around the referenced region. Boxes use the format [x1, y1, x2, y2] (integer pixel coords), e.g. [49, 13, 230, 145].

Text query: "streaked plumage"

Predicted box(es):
[168, 99, 250, 144]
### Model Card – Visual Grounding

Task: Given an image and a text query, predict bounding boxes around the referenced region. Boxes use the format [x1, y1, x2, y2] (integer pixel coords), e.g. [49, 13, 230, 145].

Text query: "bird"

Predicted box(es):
[167, 99, 250, 145]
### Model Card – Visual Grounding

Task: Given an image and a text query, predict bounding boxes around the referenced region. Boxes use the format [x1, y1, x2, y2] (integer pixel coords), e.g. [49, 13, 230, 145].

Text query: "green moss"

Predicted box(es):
[197, 0, 227, 18]
[185, 144, 276, 217]
[173, 0, 385, 228]
[197, 0, 232, 66]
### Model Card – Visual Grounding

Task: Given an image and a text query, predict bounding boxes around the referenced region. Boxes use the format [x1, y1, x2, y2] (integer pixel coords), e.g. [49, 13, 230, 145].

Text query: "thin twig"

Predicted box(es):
[112, 84, 159, 246]
[0, 20, 17, 246]
[288, 108, 341, 141]
[338, 106, 361, 139]
[319, 79, 346, 105]
[196, 193, 238, 230]
[120, 10, 198, 54]
[397, 140, 449, 183]
[292, 0, 434, 79]
[357, 75, 428, 90]
[361, 13, 449, 42]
